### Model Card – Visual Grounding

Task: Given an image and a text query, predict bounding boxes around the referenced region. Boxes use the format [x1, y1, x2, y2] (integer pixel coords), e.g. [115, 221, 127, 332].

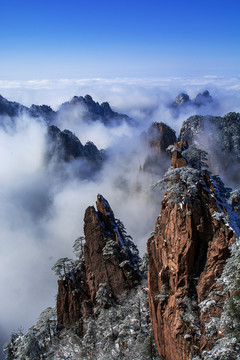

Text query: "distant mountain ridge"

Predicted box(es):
[59, 94, 133, 126]
[179, 112, 240, 187]
[170, 90, 215, 116]
[0, 94, 132, 127]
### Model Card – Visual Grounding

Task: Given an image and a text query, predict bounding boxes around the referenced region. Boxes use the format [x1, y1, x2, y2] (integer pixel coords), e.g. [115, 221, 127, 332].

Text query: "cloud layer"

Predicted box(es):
[0, 76, 240, 358]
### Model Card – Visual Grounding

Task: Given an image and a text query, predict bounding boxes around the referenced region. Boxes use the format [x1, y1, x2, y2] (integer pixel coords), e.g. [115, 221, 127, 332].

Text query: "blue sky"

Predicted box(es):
[1, 0, 240, 79]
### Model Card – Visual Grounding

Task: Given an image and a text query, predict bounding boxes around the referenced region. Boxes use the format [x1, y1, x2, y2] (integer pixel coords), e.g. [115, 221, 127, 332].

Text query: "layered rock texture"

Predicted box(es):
[148, 144, 240, 360]
[57, 194, 141, 329]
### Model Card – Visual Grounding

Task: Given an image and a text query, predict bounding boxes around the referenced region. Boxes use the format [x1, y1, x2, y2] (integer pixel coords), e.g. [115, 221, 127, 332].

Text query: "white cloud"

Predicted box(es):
[0, 76, 240, 357]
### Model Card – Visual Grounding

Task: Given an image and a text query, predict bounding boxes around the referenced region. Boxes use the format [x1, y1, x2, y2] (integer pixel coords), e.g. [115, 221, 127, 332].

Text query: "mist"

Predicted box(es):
[0, 108, 161, 358]
[0, 76, 240, 359]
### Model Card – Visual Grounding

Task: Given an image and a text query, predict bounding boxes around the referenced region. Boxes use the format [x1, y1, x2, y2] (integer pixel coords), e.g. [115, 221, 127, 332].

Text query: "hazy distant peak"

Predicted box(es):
[174, 92, 191, 105]
[59, 94, 132, 126]
[171, 89, 214, 114]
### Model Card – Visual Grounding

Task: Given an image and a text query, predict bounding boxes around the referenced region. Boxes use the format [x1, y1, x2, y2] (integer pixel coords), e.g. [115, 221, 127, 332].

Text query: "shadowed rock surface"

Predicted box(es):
[0, 95, 56, 125]
[0, 93, 132, 128]
[58, 94, 133, 127]
[141, 122, 177, 176]
[45, 125, 106, 178]
[57, 194, 142, 328]
[0, 95, 28, 117]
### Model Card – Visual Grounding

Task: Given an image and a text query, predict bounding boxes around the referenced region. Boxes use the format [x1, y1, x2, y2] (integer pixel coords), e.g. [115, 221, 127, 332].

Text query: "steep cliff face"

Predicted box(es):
[4, 195, 159, 360]
[57, 194, 141, 329]
[46, 125, 106, 179]
[141, 122, 176, 176]
[148, 145, 239, 360]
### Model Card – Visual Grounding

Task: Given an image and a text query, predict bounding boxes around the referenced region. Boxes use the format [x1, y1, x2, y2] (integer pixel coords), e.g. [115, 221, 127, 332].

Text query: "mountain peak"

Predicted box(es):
[57, 195, 142, 328]
[148, 146, 240, 359]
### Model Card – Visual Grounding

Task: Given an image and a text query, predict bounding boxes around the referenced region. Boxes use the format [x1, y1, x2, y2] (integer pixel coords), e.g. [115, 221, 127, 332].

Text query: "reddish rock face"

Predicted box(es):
[142, 122, 176, 175]
[148, 165, 237, 359]
[171, 149, 188, 168]
[57, 194, 141, 328]
[57, 266, 92, 330]
[147, 122, 177, 154]
[83, 195, 141, 302]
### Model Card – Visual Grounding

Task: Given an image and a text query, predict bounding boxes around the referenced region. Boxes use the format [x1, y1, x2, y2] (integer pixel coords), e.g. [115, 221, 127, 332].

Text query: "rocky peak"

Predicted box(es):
[148, 147, 240, 359]
[193, 89, 213, 106]
[141, 122, 177, 175]
[147, 122, 177, 154]
[0, 94, 27, 119]
[29, 104, 56, 124]
[174, 92, 190, 105]
[170, 90, 214, 117]
[57, 194, 141, 328]
[45, 125, 106, 178]
[0, 94, 55, 125]
[60, 94, 132, 126]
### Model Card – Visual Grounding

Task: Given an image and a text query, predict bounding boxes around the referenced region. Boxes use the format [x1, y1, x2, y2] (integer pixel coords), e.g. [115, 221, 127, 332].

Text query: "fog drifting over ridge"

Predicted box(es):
[0, 76, 240, 358]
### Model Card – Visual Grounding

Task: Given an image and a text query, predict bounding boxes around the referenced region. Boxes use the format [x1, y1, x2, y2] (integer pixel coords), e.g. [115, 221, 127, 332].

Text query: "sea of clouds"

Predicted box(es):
[0, 76, 240, 358]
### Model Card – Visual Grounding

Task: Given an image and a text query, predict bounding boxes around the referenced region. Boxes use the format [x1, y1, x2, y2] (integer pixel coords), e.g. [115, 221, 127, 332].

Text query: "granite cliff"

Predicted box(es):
[4, 195, 159, 359]
[57, 194, 142, 329]
[141, 122, 176, 176]
[148, 143, 240, 359]
[3, 100, 240, 359]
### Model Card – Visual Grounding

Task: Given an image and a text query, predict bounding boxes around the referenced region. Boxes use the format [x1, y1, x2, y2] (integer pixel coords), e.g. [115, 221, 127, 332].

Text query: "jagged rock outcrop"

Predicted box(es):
[0, 94, 56, 125]
[147, 122, 177, 154]
[171, 90, 213, 110]
[46, 125, 106, 178]
[0, 94, 28, 118]
[57, 194, 141, 328]
[4, 196, 156, 360]
[0, 93, 132, 128]
[148, 144, 239, 360]
[58, 94, 133, 126]
[29, 104, 56, 124]
[172, 92, 191, 106]
[141, 122, 176, 175]
[57, 262, 91, 328]
[179, 112, 240, 187]
[179, 112, 240, 151]
[193, 90, 213, 107]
